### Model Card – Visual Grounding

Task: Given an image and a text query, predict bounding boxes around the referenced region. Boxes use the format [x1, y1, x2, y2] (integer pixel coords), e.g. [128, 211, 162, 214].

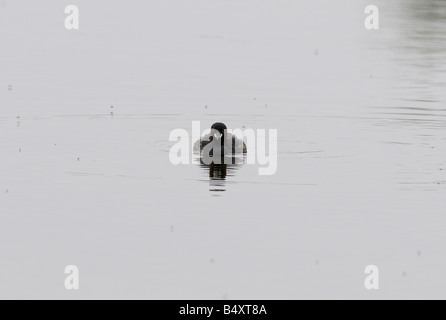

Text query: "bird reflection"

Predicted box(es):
[199, 156, 245, 193]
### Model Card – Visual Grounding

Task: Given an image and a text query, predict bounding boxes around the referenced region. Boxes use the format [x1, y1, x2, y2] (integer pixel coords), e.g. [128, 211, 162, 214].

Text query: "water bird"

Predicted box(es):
[195, 122, 247, 156]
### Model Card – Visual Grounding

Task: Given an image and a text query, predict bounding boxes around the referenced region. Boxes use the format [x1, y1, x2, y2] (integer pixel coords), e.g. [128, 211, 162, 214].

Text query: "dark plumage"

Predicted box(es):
[194, 122, 247, 155]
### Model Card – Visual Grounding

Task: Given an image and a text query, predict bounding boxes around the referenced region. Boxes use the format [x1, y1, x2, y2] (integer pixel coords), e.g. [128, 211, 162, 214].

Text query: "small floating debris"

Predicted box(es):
[8, 85, 12, 91]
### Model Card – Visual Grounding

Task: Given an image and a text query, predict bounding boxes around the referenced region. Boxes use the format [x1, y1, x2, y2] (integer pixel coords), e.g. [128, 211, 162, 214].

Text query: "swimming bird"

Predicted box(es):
[194, 122, 247, 156]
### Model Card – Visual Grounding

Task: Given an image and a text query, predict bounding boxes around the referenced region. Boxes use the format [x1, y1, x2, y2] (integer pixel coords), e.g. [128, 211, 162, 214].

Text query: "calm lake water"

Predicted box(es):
[0, 0, 446, 299]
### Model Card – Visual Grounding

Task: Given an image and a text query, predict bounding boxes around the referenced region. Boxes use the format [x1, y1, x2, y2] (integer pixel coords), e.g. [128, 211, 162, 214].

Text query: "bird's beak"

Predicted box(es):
[214, 132, 222, 140]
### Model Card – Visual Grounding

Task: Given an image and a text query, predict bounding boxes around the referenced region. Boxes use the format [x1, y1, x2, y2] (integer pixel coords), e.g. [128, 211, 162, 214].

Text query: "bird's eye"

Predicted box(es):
[214, 132, 222, 139]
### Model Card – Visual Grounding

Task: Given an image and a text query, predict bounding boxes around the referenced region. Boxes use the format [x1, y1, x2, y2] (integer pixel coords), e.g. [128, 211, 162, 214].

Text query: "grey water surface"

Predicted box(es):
[1, 0, 446, 299]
